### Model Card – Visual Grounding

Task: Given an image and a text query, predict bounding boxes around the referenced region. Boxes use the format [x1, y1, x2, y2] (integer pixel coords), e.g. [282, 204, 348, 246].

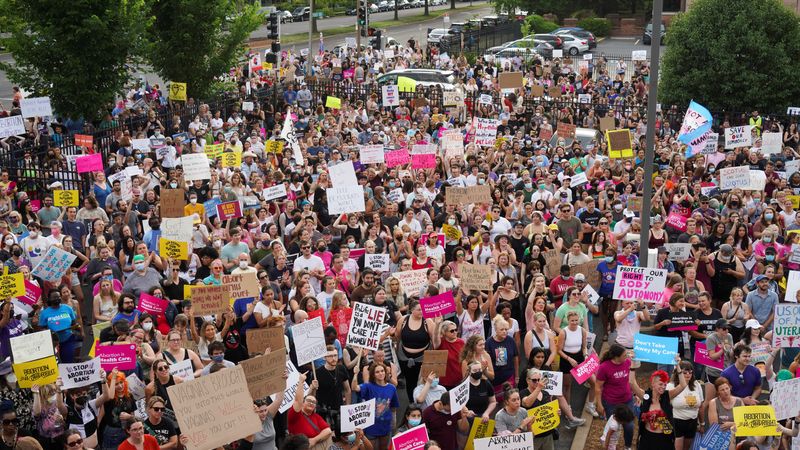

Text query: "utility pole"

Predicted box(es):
[638, 0, 663, 267]
[308, 0, 313, 74]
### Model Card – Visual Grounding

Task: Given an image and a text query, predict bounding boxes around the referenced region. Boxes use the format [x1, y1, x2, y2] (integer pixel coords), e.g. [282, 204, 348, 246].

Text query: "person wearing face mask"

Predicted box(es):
[20, 222, 49, 268]
[122, 254, 163, 298]
[64, 378, 111, 450]
[413, 370, 447, 409]
[710, 244, 746, 307]
[200, 342, 235, 375]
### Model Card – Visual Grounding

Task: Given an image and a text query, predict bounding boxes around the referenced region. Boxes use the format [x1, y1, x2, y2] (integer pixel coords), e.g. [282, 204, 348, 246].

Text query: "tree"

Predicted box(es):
[0, 0, 149, 120]
[147, 0, 262, 99]
[660, 0, 800, 113]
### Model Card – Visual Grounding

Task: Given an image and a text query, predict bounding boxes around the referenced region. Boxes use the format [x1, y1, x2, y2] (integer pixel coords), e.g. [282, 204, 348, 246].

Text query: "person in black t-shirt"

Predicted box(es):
[653, 294, 687, 364]
[143, 396, 178, 449]
[310, 346, 351, 430]
[464, 360, 496, 419]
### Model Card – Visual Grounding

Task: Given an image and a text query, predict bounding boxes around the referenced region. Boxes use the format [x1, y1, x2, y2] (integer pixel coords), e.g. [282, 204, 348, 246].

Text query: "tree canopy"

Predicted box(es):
[659, 0, 800, 113]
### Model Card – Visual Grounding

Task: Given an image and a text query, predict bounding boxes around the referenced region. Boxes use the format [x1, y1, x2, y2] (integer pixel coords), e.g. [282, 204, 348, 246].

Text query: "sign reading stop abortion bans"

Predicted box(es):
[340, 399, 376, 432]
[612, 266, 668, 303]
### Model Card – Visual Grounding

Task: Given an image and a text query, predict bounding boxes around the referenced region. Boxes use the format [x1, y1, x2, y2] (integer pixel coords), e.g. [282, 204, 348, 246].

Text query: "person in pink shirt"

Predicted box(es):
[594, 344, 637, 450]
[325, 254, 353, 295]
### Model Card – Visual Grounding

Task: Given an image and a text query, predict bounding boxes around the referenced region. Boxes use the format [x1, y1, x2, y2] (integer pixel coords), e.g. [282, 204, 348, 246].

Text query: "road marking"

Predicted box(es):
[634, 39, 640, 45]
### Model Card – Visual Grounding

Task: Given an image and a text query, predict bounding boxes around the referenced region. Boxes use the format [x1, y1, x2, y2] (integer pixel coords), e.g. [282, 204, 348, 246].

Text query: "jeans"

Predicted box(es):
[602, 398, 635, 447]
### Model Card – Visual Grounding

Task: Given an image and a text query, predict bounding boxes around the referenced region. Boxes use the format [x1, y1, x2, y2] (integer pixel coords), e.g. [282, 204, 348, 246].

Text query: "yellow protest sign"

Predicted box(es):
[88, 339, 98, 358]
[0, 267, 24, 299]
[221, 151, 242, 168]
[788, 195, 800, 209]
[326, 96, 342, 109]
[205, 143, 224, 160]
[442, 223, 462, 241]
[527, 400, 560, 434]
[53, 190, 79, 207]
[266, 140, 285, 154]
[264, 62, 274, 70]
[13, 356, 59, 388]
[169, 82, 187, 101]
[184, 285, 193, 299]
[733, 405, 781, 437]
[606, 129, 634, 159]
[397, 76, 417, 92]
[159, 238, 189, 260]
[465, 419, 495, 450]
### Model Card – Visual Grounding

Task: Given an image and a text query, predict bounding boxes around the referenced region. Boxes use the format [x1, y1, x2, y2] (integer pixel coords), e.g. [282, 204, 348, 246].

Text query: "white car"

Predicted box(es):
[376, 69, 456, 91]
[487, 47, 540, 66]
[559, 34, 590, 55]
[427, 28, 451, 44]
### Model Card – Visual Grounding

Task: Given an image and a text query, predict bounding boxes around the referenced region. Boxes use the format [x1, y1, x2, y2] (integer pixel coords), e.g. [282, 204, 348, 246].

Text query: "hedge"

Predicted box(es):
[576, 17, 612, 37]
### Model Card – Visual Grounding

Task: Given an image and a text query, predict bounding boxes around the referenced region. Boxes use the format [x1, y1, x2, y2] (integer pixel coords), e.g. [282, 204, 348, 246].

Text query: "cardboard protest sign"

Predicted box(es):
[391, 424, 428, 450]
[59, 359, 102, 390]
[770, 377, 800, 420]
[190, 284, 232, 316]
[612, 266, 668, 303]
[720, 166, 751, 190]
[459, 263, 493, 291]
[606, 129, 634, 159]
[774, 304, 800, 347]
[247, 327, 286, 354]
[528, 399, 560, 434]
[557, 122, 576, 139]
[420, 350, 448, 378]
[395, 269, 428, 295]
[634, 333, 678, 365]
[222, 272, 260, 300]
[160, 239, 189, 260]
[465, 419, 495, 450]
[160, 189, 185, 218]
[168, 365, 262, 450]
[498, 72, 523, 89]
[664, 243, 692, 260]
[474, 432, 533, 450]
[548, 86, 562, 98]
[53, 190, 79, 207]
[443, 91, 465, 107]
[291, 316, 327, 366]
[733, 405, 780, 437]
[13, 356, 59, 388]
[240, 350, 287, 400]
[346, 303, 386, 351]
[570, 353, 599, 384]
[96, 343, 137, 371]
[445, 187, 469, 205]
[10, 330, 54, 363]
[599, 116, 615, 132]
[419, 292, 456, 319]
[448, 378, 470, 413]
[340, 399, 376, 432]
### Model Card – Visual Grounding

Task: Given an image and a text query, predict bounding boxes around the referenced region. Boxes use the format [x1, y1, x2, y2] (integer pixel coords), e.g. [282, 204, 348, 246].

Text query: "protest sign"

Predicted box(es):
[419, 292, 456, 319]
[10, 330, 54, 363]
[161, 216, 194, 243]
[127, 373, 147, 401]
[725, 125, 753, 149]
[346, 303, 386, 351]
[459, 263, 493, 291]
[264, 140, 285, 156]
[138, 293, 169, 316]
[498, 72, 523, 89]
[20, 97, 53, 118]
[159, 238, 189, 260]
[360, 145, 385, 164]
[748, 170, 767, 191]
[53, 190, 79, 207]
[13, 356, 59, 388]
[240, 351, 287, 400]
[204, 143, 224, 159]
[666, 212, 688, 232]
[382, 85, 400, 107]
[181, 153, 212, 181]
[59, 359, 102, 390]
[340, 399, 376, 432]
[443, 91, 464, 107]
[411, 154, 436, 169]
[169, 82, 187, 101]
[221, 151, 242, 168]
[557, 122, 576, 139]
[474, 432, 533, 450]
[570, 353, 599, 384]
[365, 254, 390, 273]
[445, 187, 469, 205]
[0, 268, 24, 300]
[786, 271, 800, 302]
[774, 304, 800, 347]
[0, 115, 25, 139]
[733, 405, 780, 437]
[395, 269, 428, 295]
[190, 284, 232, 316]
[606, 129, 634, 158]
[292, 316, 327, 366]
[392, 424, 428, 450]
[17, 280, 41, 306]
[771, 377, 800, 420]
[465, 419, 495, 450]
[694, 341, 724, 370]
[420, 350, 448, 378]
[634, 333, 678, 364]
[262, 184, 288, 202]
[467, 185, 492, 204]
[664, 243, 692, 260]
[247, 327, 286, 354]
[96, 344, 137, 371]
[750, 342, 771, 365]
[599, 116, 616, 132]
[762, 132, 783, 154]
[168, 365, 262, 450]
[473, 118, 499, 147]
[76, 153, 103, 173]
[720, 166, 751, 190]
[329, 161, 358, 187]
[327, 185, 366, 215]
[479, 94, 493, 105]
[612, 266, 668, 302]
[222, 272, 260, 300]
[632, 50, 647, 61]
[386, 149, 411, 167]
[693, 423, 733, 450]
[160, 189, 185, 218]
[325, 96, 342, 109]
[528, 399, 560, 434]
[541, 371, 563, 396]
[216, 201, 243, 221]
[449, 377, 470, 413]
[668, 311, 698, 331]
[164, 354, 193, 380]
[31, 246, 77, 283]
[272, 359, 309, 413]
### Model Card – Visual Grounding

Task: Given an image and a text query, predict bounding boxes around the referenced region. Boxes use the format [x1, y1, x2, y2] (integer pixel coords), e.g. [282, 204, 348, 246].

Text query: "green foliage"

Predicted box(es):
[0, 0, 150, 120]
[146, 0, 263, 99]
[660, 0, 800, 113]
[571, 9, 596, 19]
[577, 17, 611, 36]
[521, 14, 558, 36]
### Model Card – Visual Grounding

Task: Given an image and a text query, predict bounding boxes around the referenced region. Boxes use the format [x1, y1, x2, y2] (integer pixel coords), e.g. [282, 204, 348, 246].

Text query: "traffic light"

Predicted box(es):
[271, 42, 281, 53]
[265, 52, 277, 64]
[357, 0, 367, 27]
[372, 30, 382, 49]
[267, 12, 279, 40]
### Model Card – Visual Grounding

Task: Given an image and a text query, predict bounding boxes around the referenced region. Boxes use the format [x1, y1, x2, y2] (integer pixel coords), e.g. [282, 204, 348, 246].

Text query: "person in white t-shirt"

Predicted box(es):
[601, 405, 634, 450]
[292, 240, 326, 293]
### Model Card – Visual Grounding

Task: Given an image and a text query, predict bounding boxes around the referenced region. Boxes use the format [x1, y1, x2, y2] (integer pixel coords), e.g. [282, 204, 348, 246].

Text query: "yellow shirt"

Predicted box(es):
[184, 203, 205, 218]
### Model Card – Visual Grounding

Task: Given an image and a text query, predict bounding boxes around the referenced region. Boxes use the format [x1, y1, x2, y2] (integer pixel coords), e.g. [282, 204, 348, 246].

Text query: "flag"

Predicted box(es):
[678, 100, 713, 145]
[685, 130, 712, 157]
[249, 53, 262, 72]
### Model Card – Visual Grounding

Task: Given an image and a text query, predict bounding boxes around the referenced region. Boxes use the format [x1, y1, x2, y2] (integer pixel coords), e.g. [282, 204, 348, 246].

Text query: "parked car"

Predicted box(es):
[487, 47, 542, 66]
[427, 28, 452, 44]
[345, 8, 357, 15]
[369, 3, 379, 12]
[558, 34, 589, 55]
[376, 69, 456, 91]
[643, 22, 666, 45]
[398, 0, 412, 8]
[291, 6, 309, 21]
[532, 33, 563, 49]
[278, 10, 293, 23]
[410, 0, 424, 8]
[553, 27, 597, 49]
[485, 37, 536, 54]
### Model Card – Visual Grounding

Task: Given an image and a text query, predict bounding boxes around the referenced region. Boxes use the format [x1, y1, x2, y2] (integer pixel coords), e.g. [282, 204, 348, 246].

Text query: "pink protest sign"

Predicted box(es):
[349, 248, 365, 259]
[138, 293, 169, 315]
[418, 233, 445, 248]
[391, 424, 428, 450]
[343, 68, 354, 79]
[29, 200, 41, 213]
[386, 149, 411, 168]
[419, 292, 456, 319]
[666, 212, 688, 232]
[18, 280, 41, 306]
[570, 353, 599, 384]
[216, 201, 243, 221]
[76, 153, 104, 173]
[96, 344, 137, 371]
[411, 153, 436, 169]
[694, 342, 724, 370]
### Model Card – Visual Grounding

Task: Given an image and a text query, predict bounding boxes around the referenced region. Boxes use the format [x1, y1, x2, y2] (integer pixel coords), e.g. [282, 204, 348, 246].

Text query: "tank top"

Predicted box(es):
[458, 310, 485, 341]
[401, 316, 430, 353]
[563, 327, 583, 353]
[155, 375, 177, 410]
[529, 329, 551, 352]
[713, 255, 738, 290]
[648, 231, 666, 249]
[713, 397, 742, 424]
[724, 303, 746, 328]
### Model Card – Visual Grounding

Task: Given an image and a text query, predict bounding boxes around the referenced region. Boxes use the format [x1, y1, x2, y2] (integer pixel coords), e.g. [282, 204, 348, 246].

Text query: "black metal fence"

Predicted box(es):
[437, 20, 524, 56]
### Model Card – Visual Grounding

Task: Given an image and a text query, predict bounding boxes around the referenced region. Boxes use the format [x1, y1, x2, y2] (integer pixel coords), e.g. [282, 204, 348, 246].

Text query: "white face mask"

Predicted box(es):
[190, 198, 197, 204]
[239, 261, 248, 269]
[4, 238, 14, 246]
[142, 322, 153, 331]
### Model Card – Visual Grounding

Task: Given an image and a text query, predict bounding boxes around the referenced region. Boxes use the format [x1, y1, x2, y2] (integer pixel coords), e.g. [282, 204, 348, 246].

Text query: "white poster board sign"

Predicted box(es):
[20, 97, 53, 118]
[327, 185, 366, 214]
[181, 153, 212, 181]
[612, 266, 668, 303]
[60, 359, 102, 390]
[0, 115, 26, 139]
[724, 125, 753, 149]
[292, 316, 327, 366]
[720, 166, 752, 190]
[340, 399, 376, 432]
[346, 303, 386, 351]
[10, 330, 54, 363]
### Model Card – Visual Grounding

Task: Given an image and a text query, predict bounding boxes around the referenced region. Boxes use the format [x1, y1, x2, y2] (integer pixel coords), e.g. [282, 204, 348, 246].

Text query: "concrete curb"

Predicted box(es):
[569, 339, 610, 450]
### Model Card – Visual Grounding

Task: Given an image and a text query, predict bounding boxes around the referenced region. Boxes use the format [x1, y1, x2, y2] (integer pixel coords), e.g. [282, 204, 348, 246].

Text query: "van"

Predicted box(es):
[548, 127, 602, 148]
[376, 69, 456, 91]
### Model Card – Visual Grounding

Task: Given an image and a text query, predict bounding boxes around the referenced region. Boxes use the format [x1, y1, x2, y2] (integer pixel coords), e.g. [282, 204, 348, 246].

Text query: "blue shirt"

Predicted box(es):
[233, 298, 258, 332]
[720, 364, 761, 398]
[357, 382, 400, 437]
[596, 261, 618, 297]
[745, 289, 779, 330]
[39, 304, 76, 342]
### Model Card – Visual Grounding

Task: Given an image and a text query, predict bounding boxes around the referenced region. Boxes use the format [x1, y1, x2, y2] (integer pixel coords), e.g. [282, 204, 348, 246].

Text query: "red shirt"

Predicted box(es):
[287, 407, 329, 439]
[422, 404, 462, 450]
[549, 276, 574, 309]
[118, 435, 160, 450]
[437, 338, 465, 388]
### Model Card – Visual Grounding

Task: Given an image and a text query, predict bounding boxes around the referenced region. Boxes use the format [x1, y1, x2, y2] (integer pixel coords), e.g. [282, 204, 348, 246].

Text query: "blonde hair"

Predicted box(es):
[492, 316, 509, 329]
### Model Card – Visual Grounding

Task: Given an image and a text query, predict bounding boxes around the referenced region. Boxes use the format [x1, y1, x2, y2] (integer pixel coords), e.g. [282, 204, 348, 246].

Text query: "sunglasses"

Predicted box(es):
[67, 440, 83, 447]
[1, 419, 18, 425]
[157, 366, 170, 371]
[151, 406, 165, 412]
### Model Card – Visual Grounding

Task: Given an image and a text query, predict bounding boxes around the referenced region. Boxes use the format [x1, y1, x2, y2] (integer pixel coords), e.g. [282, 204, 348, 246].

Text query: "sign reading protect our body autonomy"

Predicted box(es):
[612, 266, 668, 302]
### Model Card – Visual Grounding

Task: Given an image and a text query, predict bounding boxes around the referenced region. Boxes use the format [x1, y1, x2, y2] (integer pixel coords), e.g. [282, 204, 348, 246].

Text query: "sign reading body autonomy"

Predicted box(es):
[346, 303, 386, 351]
[612, 266, 668, 303]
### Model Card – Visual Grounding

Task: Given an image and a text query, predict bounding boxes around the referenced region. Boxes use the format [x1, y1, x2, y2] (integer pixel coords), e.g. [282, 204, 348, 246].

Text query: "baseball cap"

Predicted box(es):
[745, 319, 762, 329]
[574, 273, 586, 282]
[714, 318, 730, 330]
[657, 246, 669, 254]
[753, 274, 768, 283]
[133, 254, 145, 263]
[719, 244, 733, 255]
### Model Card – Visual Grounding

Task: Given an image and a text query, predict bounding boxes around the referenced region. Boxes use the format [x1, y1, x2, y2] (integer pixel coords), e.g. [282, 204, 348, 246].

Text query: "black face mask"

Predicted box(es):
[470, 372, 482, 380]
[75, 395, 88, 406]
[11, 249, 21, 257]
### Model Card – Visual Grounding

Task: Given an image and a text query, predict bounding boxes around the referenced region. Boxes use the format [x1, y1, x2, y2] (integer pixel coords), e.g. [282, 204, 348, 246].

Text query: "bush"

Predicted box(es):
[577, 17, 611, 37]
[521, 14, 559, 36]
[571, 9, 596, 19]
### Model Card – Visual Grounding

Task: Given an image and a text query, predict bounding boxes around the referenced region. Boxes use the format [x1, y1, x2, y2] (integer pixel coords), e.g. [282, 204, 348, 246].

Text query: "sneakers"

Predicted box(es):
[564, 417, 587, 429]
[585, 402, 600, 418]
